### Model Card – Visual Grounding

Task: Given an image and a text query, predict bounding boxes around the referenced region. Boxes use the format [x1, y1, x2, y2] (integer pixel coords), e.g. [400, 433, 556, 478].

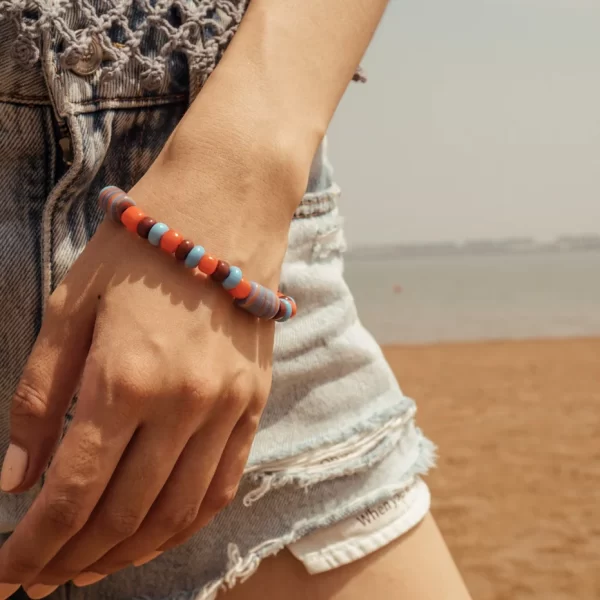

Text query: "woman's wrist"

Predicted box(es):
[127, 115, 309, 287]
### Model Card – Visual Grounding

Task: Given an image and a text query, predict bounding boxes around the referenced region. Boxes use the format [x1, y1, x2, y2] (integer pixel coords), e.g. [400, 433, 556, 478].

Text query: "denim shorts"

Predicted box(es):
[0, 4, 434, 599]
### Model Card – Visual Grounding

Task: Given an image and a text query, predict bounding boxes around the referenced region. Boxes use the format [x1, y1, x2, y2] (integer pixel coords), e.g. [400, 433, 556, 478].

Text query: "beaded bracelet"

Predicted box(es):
[98, 186, 297, 322]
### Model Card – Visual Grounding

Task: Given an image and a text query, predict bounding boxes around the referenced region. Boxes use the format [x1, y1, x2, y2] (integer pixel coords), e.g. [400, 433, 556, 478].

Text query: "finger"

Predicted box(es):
[0, 377, 137, 587]
[159, 409, 259, 552]
[0, 288, 95, 493]
[39, 421, 192, 583]
[89, 409, 239, 573]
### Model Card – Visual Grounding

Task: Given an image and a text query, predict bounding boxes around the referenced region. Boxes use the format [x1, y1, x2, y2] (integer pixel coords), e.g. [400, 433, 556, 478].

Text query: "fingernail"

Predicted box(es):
[1, 444, 28, 491]
[133, 550, 162, 567]
[26, 584, 58, 598]
[0, 583, 20, 600]
[72, 572, 106, 587]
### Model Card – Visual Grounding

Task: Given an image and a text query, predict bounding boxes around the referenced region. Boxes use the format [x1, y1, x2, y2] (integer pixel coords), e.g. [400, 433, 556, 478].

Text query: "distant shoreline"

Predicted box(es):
[346, 242, 600, 261]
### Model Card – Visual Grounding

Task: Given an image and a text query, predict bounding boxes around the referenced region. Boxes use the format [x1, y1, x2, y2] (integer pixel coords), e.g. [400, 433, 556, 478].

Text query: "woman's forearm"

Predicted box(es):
[133, 0, 388, 282]
[172, 0, 389, 194]
[195, 0, 389, 161]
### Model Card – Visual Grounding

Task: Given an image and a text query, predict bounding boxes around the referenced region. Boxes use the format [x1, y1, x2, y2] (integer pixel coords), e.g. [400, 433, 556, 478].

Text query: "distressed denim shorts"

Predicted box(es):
[0, 4, 434, 599]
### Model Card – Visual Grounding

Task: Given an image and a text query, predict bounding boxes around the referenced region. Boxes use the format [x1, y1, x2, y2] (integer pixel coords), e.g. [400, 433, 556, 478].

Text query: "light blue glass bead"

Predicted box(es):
[222, 266, 243, 290]
[184, 245, 206, 268]
[276, 298, 293, 322]
[148, 222, 169, 246]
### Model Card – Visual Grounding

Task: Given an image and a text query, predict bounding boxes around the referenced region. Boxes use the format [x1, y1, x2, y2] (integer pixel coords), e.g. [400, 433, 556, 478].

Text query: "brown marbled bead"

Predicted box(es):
[175, 239, 195, 261]
[211, 260, 231, 283]
[137, 216, 156, 239]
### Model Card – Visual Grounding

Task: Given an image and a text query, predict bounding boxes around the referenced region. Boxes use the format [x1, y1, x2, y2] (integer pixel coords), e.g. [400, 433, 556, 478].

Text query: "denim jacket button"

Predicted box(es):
[69, 32, 103, 76]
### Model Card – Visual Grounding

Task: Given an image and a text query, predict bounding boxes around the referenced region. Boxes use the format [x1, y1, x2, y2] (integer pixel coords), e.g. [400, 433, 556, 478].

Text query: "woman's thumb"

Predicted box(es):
[1, 295, 95, 493]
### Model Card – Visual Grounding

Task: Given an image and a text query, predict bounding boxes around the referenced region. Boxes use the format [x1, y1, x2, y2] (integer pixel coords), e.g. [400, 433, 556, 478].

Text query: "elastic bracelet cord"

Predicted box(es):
[98, 186, 297, 322]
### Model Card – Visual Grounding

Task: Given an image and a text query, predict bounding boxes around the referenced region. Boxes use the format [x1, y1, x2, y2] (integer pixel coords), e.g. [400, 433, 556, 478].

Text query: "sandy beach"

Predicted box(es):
[384, 338, 600, 600]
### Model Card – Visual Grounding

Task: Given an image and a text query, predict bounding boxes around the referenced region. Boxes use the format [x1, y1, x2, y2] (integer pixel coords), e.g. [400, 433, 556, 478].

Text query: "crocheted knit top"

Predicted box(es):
[0, 1, 365, 92]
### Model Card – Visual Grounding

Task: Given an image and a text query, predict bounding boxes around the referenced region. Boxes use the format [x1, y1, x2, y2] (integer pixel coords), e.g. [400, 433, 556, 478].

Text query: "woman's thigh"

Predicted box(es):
[221, 513, 472, 600]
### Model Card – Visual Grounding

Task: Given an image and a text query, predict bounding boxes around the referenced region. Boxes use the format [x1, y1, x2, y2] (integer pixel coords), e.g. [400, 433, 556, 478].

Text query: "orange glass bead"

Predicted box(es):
[160, 229, 183, 253]
[198, 253, 218, 275]
[121, 206, 146, 233]
[227, 278, 252, 299]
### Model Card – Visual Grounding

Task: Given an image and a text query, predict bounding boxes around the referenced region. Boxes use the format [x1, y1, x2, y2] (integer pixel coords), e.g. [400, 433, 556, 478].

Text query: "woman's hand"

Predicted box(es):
[0, 125, 302, 592]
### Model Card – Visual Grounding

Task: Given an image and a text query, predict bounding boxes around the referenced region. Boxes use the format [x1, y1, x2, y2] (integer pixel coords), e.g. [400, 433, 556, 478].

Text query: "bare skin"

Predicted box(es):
[222, 514, 472, 600]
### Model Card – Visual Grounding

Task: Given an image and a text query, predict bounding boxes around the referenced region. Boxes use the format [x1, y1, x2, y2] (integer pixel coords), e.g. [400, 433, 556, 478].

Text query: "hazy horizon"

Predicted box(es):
[329, 0, 600, 248]
[348, 231, 600, 249]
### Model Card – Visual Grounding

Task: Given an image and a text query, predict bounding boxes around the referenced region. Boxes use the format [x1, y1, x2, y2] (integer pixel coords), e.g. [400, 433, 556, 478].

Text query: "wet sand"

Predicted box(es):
[384, 338, 600, 600]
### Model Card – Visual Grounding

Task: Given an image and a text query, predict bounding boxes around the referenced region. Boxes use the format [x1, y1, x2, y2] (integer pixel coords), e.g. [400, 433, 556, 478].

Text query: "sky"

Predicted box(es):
[329, 0, 600, 247]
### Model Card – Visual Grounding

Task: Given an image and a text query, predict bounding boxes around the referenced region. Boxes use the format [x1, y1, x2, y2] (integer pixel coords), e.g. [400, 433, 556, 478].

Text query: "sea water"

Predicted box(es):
[344, 250, 600, 344]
